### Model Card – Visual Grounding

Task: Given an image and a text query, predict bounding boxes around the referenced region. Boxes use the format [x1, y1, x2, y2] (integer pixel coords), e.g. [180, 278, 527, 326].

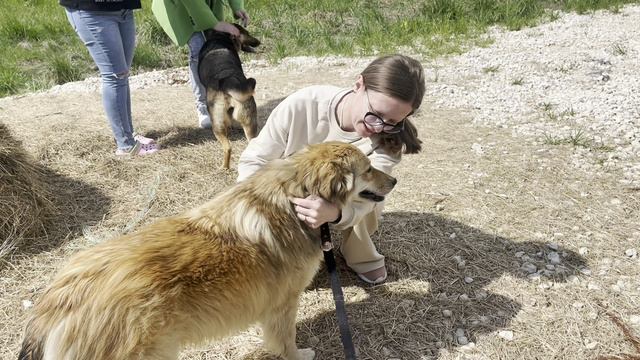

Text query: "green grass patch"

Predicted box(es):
[0, 0, 638, 97]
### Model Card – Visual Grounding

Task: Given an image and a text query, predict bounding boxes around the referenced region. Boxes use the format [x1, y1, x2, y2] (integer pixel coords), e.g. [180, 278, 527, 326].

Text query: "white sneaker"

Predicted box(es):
[197, 106, 212, 129]
[199, 116, 212, 129]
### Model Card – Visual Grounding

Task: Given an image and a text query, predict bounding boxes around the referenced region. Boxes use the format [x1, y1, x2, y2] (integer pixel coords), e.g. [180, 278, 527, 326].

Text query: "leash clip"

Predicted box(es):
[321, 241, 333, 251]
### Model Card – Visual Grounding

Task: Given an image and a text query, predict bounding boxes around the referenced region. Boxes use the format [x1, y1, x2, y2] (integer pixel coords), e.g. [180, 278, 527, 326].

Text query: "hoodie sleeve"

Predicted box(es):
[237, 98, 293, 182]
[180, 0, 220, 30]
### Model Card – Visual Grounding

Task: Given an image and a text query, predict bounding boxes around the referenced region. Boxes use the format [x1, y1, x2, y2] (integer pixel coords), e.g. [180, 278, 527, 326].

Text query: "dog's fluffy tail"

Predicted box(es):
[18, 323, 45, 360]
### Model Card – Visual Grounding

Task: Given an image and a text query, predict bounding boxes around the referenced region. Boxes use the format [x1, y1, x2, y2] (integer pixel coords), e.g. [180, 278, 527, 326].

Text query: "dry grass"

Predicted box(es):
[0, 61, 638, 359]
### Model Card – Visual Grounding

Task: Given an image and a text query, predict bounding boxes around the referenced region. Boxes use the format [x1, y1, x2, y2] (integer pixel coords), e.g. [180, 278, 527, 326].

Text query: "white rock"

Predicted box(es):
[629, 315, 640, 325]
[443, 309, 453, 317]
[22, 300, 33, 309]
[585, 341, 598, 350]
[497, 330, 514, 341]
[547, 242, 559, 250]
[625, 248, 637, 258]
[547, 252, 562, 265]
[471, 143, 484, 155]
[521, 262, 538, 273]
[459, 342, 476, 352]
[578, 247, 589, 255]
[464, 276, 474, 284]
[573, 302, 585, 309]
[457, 336, 469, 345]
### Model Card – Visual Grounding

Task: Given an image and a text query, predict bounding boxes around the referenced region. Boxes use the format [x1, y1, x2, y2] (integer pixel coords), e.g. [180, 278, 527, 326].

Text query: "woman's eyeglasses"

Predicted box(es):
[363, 90, 405, 134]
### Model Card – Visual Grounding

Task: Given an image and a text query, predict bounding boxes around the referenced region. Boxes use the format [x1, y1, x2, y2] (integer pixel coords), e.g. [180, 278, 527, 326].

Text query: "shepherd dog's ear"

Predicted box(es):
[233, 23, 261, 52]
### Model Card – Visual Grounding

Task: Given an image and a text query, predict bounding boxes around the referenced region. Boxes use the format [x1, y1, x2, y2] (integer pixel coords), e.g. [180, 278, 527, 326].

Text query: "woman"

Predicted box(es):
[60, 0, 159, 156]
[238, 54, 425, 284]
[152, 0, 250, 129]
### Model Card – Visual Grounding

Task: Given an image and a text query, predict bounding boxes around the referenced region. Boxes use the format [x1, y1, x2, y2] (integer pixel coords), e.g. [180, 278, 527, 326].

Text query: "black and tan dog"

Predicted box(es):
[198, 24, 260, 169]
[18, 142, 397, 360]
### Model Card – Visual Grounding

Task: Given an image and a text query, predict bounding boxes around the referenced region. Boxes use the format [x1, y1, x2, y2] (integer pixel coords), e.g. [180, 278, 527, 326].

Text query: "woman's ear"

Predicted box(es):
[353, 74, 364, 93]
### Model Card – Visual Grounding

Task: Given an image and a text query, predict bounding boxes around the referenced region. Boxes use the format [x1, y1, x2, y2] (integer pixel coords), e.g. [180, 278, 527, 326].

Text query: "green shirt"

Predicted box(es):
[152, 0, 245, 46]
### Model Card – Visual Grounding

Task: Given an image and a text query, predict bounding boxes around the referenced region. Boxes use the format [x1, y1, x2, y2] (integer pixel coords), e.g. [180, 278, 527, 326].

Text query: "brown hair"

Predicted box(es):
[360, 54, 425, 154]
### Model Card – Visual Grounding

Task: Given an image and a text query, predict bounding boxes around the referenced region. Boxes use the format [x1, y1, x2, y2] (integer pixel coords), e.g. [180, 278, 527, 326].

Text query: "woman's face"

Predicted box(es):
[351, 78, 413, 138]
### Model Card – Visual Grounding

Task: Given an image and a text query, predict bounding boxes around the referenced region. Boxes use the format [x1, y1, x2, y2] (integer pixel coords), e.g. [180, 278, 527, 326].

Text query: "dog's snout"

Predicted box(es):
[391, 177, 397, 186]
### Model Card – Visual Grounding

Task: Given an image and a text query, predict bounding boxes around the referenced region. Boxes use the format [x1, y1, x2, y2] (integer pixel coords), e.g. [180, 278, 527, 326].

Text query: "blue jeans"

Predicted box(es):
[188, 32, 209, 120]
[65, 8, 137, 151]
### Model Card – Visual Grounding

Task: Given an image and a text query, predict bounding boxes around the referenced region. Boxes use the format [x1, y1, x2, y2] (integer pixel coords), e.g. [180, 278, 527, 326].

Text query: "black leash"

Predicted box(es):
[320, 223, 357, 360]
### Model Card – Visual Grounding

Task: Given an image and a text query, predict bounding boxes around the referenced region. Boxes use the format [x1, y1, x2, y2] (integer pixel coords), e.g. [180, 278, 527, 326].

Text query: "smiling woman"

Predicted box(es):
[237, 54, 425, 285]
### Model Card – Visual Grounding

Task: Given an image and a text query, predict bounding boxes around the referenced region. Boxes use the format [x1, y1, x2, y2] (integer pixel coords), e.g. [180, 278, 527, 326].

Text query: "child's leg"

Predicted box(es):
[187, 32, 211, 128]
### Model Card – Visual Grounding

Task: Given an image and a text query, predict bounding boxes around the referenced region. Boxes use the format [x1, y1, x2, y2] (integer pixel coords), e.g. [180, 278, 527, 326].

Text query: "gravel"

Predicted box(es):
[425, 5, 640, 187]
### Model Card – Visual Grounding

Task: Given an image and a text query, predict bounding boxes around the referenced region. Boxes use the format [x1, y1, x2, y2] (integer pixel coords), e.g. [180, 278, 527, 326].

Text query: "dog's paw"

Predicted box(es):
[296, 348, 315, 360]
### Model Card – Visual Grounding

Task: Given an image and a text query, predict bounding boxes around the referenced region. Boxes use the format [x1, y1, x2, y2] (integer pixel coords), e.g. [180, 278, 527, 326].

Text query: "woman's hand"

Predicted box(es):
[213, 21, 240, 36]
[291, 195, 340, 229]
[233, 10, 250, 27]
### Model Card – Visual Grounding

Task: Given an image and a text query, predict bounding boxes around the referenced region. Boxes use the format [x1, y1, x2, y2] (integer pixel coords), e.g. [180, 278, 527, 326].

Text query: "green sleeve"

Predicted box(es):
[228, 0, 245, 13]
[180, 0, 220, 30]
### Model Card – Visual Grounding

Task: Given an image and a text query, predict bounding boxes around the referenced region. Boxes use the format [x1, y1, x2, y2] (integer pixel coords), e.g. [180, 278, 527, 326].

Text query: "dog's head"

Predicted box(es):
[231, 24, 261, 53]
[289, 142, 397, 208]
[202, 24, 261, 53]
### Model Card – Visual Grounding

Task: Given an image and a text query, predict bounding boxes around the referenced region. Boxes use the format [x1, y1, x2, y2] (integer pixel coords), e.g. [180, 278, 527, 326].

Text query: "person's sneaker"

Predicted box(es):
[197, 106, 212, 129]
[199, 115, 212, 129]
[133, 133, 156, 145]
[357, 266, 387, 285]
[115, 142, 159, 156]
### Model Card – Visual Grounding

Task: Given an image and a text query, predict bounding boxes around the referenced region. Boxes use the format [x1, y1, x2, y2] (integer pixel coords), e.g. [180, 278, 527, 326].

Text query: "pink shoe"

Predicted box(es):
[115, 142, 159, 156]
[133, 133, 156, 145]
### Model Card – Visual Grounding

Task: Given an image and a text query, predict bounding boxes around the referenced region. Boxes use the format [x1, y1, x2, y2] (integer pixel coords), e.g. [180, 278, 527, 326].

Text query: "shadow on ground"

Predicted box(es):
[287, 211, 589, 359]
[10, 166, 111, 260]
[147, 97, 285, 150]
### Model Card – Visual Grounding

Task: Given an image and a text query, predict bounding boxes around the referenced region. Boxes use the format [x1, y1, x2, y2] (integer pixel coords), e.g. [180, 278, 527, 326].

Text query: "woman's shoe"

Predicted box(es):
[133, 133, 156, 145]
[115, 142, 159, 156]
[357, 266, 387, 285]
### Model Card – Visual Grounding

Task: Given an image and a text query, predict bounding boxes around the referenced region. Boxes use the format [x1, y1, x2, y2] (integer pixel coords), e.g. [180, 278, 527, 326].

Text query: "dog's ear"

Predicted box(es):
[301, 161, 354, 207]
[233, 23, 261, 52]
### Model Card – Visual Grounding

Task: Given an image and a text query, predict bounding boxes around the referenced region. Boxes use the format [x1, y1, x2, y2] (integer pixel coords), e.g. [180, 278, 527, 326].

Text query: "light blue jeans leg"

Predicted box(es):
[65, 8, 137, 151]
[187, 32, 210, 122]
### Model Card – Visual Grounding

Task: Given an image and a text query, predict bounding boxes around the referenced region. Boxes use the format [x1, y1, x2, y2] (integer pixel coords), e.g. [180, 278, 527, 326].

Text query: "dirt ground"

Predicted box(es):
[0, 58, 639, 360]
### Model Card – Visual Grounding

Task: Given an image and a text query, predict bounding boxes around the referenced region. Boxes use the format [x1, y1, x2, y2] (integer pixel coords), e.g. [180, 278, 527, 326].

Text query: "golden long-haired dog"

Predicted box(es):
[19, 142, 397, 360]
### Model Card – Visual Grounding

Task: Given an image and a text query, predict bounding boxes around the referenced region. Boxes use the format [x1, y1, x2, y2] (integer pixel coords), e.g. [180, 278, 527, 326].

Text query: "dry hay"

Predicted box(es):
[0, 123, 56, 258]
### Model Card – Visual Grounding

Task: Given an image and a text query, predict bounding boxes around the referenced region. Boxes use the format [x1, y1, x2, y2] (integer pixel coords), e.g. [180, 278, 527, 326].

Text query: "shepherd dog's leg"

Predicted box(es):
[231, 96, 258, 140]
[207, 89, 232, 169]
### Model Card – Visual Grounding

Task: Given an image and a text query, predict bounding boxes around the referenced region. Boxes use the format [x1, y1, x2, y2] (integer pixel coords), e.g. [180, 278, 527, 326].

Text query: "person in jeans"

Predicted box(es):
[152, 0, 249, 129]
[60, 0, 159, 156]
[238, 54, 426, 284]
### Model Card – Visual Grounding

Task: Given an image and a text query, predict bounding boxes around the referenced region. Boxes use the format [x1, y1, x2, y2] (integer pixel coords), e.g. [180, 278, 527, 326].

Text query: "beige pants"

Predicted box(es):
[339, 206, 384, 274]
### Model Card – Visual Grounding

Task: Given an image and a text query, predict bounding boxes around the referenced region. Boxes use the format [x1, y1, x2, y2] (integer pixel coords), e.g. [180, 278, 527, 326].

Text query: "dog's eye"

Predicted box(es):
[367, 167, 373, 173]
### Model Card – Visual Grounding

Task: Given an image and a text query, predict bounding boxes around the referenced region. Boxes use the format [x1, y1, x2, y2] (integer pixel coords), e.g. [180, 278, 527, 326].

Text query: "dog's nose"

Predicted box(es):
[391, 177, 397, 186]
